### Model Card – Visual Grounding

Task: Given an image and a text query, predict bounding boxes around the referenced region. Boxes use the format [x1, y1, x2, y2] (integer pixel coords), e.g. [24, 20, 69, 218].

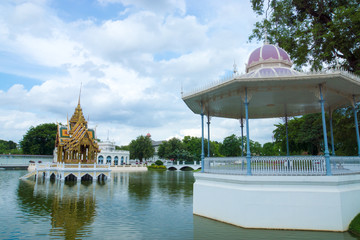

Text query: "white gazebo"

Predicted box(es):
[182, 42, 360, 231]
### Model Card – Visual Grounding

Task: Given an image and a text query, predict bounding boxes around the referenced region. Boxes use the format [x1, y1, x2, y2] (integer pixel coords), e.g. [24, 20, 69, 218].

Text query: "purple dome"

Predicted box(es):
[244, 67, 300, 78]
[246, 44, 292, 73]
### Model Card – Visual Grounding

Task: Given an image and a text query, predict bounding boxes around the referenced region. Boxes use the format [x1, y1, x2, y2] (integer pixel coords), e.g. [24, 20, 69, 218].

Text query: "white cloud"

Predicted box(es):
[77, 12, 208, 65]
[0, 0, 277, 148]
[97, 0, 186, 15]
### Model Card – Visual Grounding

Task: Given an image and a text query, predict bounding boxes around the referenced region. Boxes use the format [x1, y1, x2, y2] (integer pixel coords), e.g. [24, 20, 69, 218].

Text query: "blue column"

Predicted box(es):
[319, 85, 331, 175]
[353, 96, 360, 156]
[285, 115, 290, 156]
[240, 118, 244, 171]
[329, 109, 335, 156]
[207, 114, 211, 157]
[245, 88, 251, 175]
[240, 118, 244, 157]
[201, 104, 205, 173]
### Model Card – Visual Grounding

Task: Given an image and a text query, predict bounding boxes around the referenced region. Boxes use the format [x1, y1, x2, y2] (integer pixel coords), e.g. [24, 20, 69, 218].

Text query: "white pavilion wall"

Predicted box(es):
[193, 173, 360, 231]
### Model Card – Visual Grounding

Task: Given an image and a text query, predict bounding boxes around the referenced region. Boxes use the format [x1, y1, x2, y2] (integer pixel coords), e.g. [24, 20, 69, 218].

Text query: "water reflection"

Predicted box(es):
[4, 170, 358, 240]
[193, 212, 359, 240]
[111, 171, 194, 203]
[127, 172, 153, 201]
[17, 178, 99, 239]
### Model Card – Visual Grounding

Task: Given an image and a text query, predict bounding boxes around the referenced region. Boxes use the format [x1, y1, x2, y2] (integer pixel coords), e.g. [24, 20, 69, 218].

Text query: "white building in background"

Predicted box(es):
[150, 140, 165, 162]
[97, 140, 130, 165]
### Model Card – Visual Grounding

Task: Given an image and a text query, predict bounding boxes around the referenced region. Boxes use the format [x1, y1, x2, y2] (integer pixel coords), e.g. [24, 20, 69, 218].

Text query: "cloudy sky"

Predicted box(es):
[0, 0, 281, 146]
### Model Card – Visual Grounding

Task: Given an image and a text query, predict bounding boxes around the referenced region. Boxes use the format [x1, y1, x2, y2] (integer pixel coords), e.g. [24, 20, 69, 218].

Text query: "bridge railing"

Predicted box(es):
[204, 156, 360, 176]
[164, 161, 199, 166]
[0, 154, 53, 166]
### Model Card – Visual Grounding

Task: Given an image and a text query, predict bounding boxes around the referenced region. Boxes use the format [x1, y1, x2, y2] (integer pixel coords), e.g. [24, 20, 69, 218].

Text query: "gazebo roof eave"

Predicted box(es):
[182, 71, 360, 119]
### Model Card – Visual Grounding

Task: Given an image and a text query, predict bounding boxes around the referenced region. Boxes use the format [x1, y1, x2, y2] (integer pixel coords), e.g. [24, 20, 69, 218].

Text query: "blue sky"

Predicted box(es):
[0, 0, 281, 145]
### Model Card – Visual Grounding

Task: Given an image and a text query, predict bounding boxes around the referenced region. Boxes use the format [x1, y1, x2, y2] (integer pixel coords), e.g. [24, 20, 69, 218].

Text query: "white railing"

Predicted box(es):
[251, 156, 326, 175]
[112, 164, 147, 168]
[204, 157, 247, 175]
[35, 162, 111, 171]
[330, 156, 360, 175]
[204, 156, 360, 176]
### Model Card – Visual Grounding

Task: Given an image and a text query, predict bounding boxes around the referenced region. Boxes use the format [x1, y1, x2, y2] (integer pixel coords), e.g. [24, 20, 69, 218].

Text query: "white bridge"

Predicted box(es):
[163, 161, 201, 171]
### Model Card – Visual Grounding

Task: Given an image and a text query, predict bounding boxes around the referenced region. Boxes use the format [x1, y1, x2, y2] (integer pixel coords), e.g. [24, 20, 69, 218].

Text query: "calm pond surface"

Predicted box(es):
[0, 170, 359, 240]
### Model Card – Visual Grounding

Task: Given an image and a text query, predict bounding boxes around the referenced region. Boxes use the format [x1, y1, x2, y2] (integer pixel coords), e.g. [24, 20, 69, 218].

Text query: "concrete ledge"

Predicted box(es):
[110, 166, 147, 172]
[193, 173, 360, 231]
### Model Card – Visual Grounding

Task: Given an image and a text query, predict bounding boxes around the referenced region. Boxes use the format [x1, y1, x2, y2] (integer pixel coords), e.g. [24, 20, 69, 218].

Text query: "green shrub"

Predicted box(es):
[349, 213, 360, 235]
[155, 160, 163, 166]
[147, 164, 167, 170]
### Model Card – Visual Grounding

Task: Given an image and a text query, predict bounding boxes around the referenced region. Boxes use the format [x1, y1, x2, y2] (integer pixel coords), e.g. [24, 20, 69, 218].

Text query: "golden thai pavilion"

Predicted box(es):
[55, 99, 100, 164]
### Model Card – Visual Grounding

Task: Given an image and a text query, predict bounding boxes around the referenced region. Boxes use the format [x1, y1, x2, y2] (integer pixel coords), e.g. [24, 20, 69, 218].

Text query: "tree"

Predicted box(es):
[129, 135, 154, 162]
[250, 139, 263, 156]
[220, 134, 241, 157]
[241, 136, 263, 156]
[331, 107, 358, 156]
[249, 0, 360, 74]
[210, 141, 222, 157]
[272, 108, 360, 156]
[182, 136, 203, 161]
[0, 139, 21, 154]
[182, 136, 202, 160]
[158, 137, 184, 160]
[262, 142, 279, 156]
[20, 123, 57, 155]
[274, 114, 324, 155]
[116, 145, 129, 151]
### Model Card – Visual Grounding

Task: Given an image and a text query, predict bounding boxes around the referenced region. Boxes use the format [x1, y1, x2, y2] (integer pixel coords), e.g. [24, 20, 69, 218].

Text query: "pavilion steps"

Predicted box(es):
[20, 170, 36, 179]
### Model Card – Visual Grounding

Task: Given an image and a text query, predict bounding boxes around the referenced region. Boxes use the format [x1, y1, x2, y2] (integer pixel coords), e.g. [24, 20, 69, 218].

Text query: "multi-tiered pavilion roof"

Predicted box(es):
[55, 99, 99, 164]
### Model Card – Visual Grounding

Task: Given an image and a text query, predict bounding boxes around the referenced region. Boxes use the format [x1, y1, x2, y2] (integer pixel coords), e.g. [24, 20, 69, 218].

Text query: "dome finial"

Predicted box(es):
[335, 53, 340, 70]
[264, 28, 269, 45]
[233, 60, 238, 76]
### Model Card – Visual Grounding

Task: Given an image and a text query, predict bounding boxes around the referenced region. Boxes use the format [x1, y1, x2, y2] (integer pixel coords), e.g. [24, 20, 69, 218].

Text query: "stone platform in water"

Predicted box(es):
[21, 163, 111, 181]
[193, 173, 360, 232]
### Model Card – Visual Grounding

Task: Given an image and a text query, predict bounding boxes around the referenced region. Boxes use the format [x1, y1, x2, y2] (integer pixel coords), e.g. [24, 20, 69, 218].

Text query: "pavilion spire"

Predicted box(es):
[181, 81, 183, 96]
[67, 113, 69, 132]
[78, 82, 82, 106]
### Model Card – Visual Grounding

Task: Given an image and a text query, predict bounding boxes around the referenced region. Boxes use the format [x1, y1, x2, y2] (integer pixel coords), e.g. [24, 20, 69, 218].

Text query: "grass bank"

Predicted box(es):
[349, 213, 360, 236]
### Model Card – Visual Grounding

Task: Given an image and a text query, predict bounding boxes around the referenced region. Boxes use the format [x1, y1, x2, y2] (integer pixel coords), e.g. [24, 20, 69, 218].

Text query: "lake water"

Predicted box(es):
[0, 170, 359, 240]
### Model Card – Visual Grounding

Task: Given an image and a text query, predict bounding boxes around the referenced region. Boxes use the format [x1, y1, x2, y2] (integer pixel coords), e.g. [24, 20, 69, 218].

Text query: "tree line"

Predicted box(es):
[118, 110, 360, 161]
[0, 139, 21, 154]
[0, 123, 57, 155]
[5, 108, 360, 158]
[273, 108, 359, 156]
